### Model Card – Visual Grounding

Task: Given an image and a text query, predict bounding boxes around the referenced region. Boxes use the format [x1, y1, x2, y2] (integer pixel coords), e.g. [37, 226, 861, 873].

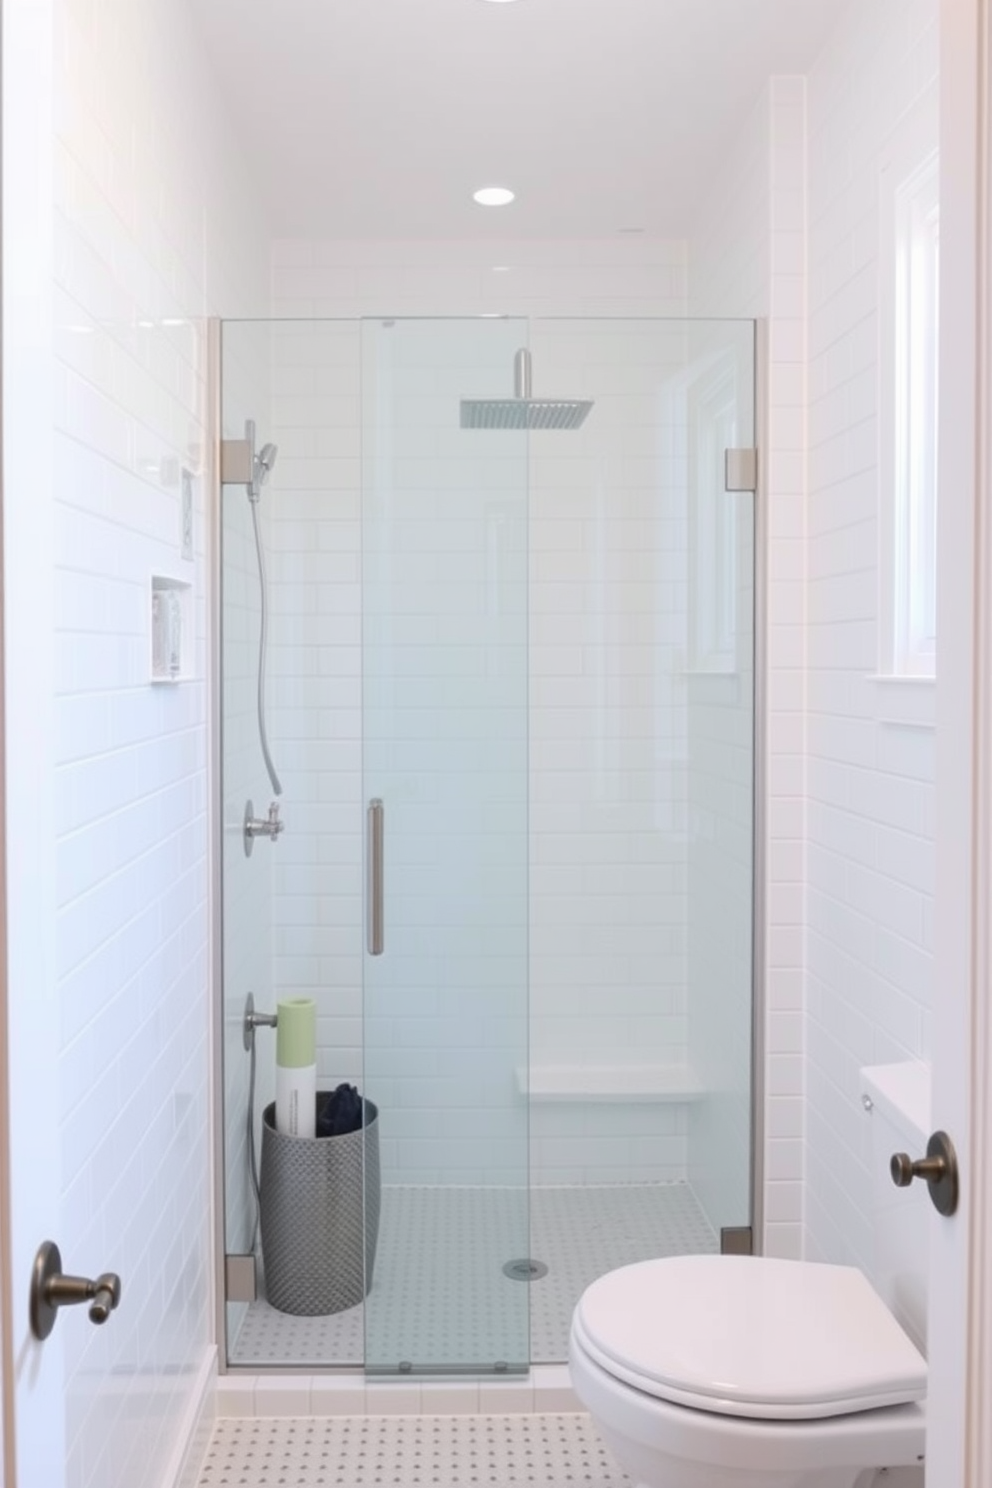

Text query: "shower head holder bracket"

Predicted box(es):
[221, 419, 278, 502]
[220, 418, 255, 489]
[243, 992, 278, 1052]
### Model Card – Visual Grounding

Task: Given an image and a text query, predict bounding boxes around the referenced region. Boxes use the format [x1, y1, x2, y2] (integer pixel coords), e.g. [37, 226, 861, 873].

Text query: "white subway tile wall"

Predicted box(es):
[270, 239, 688, 324]
[687, 77, 809, 1259]
[763, 76, 809, 1258]
[528, 318, 696, 1185]
[266, 320, 365, 1114]
[53, 0, 266, 1484]
[804, 0, 937, 1267]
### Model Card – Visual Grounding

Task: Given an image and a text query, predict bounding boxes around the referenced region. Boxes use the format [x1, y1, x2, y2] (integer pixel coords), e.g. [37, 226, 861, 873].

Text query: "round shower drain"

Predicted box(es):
[502, 1258, 548, 1282]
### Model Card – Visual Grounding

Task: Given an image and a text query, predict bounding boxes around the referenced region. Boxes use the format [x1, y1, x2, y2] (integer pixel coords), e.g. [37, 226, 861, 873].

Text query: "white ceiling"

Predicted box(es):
[194, 0, 839, 241]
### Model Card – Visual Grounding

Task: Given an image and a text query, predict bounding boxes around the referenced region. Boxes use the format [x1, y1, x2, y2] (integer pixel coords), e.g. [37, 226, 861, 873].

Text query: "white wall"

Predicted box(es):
[687, 78, 809, 1259]
[803, 0, 938, 1268]
[45, 0, 266, 1483]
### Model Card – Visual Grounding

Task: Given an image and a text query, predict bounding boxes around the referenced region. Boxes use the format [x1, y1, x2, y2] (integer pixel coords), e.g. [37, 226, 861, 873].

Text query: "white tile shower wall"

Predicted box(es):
[271, 238, 687, 322]
[266, 242, 693, 1184]
[687, 78, 808, 1258]
[804, 0, 937, 1269]
[52, 1, 266, 1484]
[527, 319, 693, 1184]
[266, 320, 364, 1103]
[688, 86, 773, 323]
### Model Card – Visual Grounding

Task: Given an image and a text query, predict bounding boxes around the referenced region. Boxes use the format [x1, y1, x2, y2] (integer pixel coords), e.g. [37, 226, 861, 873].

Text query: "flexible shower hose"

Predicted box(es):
[251, 497, 282, 798]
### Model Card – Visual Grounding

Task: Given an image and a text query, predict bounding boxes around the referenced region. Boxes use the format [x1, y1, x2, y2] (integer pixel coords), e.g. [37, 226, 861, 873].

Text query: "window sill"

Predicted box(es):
[867, 674, 935, 729]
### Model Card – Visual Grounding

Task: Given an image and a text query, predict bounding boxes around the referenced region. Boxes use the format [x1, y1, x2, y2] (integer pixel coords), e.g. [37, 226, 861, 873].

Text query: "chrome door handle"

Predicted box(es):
[30, 1240, 122, 1340]
[367, 798, 384, 955]
[890, 1130, 959, 1217]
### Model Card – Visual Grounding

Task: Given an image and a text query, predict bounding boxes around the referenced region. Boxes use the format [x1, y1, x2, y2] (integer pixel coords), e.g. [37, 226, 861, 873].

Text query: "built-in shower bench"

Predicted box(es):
[516, 1065, 703, 1103]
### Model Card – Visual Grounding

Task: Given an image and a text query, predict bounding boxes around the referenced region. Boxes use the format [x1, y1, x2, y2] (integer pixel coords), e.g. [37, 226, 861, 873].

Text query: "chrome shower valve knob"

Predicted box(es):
[243, 799, 285, 856]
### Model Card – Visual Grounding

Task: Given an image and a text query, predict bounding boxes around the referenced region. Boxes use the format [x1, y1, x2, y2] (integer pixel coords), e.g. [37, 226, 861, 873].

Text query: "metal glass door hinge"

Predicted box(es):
[225, 1254, 258, 1303]
[725, 448, 758, 492]
[720, 1226, 754, 1256]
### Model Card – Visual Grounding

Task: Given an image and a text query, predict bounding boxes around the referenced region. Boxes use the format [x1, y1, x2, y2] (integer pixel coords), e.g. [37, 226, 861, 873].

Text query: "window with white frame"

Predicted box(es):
[882, 150, 939, 677]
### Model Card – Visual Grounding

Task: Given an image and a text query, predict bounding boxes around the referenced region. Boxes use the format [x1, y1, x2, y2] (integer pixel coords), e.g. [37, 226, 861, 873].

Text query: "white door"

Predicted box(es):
[3, 0, 80, 1481]
[927, 0, 992, 1482]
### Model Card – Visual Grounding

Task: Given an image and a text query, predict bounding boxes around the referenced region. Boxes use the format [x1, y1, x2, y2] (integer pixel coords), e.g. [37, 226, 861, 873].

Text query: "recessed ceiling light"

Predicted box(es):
[474, 186, 515, 207]
[492, 265, 512, 273]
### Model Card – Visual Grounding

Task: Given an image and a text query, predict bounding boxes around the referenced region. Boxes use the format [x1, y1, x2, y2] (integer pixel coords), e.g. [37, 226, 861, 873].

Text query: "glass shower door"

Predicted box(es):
[361, 318, 530, 1374]
[682, 319, 756, 1244]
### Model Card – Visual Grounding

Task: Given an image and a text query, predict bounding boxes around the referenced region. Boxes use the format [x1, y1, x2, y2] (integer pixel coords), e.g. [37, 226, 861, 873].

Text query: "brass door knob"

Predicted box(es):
[890, 1130, 959, 1217]
[30, 1241, 122, 1341]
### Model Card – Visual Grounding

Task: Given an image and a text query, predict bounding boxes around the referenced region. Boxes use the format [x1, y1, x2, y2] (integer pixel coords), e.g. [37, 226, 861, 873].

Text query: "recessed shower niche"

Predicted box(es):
[216, 314, 758, 1374]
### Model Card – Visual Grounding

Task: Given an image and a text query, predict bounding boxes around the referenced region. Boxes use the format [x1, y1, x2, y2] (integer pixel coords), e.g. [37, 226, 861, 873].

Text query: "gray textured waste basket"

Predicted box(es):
[259, 1097, 380, 1316]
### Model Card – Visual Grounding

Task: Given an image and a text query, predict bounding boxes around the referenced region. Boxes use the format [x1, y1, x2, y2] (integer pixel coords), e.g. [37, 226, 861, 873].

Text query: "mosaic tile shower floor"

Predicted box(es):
[231, 1181, 716, 1368]
[198, 1414, 632, 1487]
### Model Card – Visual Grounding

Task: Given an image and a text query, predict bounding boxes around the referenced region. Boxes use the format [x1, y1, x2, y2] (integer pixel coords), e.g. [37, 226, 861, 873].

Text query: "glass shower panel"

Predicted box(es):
[219, 318, 277, 1360]
[683, 319, 756, 1241]
[525, 319, 756, 1323]
[361, 319, 530, 1375]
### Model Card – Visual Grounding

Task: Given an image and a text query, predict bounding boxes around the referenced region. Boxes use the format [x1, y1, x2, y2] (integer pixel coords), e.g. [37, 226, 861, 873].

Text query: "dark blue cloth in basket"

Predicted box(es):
[316, 1083, 365, 1137]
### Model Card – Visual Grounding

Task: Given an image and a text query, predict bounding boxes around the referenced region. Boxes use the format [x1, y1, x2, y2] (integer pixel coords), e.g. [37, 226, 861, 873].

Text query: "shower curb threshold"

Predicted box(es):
[216, 1364, 581, 1418]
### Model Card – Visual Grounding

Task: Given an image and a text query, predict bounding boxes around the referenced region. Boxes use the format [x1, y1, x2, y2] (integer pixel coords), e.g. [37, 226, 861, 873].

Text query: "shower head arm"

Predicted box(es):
[514, 347, 532, 401]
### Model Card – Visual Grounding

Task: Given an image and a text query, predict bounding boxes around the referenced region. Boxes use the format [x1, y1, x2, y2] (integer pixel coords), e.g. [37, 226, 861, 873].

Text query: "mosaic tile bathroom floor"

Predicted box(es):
[231, 1180, 716, 1368]
[197, 1414, 632, 1487]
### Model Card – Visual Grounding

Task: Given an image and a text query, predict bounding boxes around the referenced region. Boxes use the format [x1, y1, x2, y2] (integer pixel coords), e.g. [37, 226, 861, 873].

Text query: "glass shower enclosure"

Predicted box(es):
[217, 314, 757, 1376]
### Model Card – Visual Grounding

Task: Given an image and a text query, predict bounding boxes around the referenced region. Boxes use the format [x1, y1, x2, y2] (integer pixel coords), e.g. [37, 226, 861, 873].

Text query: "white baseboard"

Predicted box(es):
[161, 1346, 218, 1488]
[215, 1364, 581, 1419]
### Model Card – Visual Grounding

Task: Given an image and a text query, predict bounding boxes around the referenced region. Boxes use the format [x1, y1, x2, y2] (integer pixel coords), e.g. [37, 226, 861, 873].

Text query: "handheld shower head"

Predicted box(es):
[250, 439, 279, 502]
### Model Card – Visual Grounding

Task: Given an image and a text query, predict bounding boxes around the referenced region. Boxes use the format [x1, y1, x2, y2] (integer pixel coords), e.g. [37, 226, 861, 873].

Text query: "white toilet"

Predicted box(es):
[569, 1064, 931, 1488]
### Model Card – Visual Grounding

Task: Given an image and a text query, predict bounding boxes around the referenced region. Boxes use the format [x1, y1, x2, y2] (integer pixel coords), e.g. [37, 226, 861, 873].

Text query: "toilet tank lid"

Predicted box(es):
[574, 1256, 927, 1420]
[861, 1061, 931, 1146]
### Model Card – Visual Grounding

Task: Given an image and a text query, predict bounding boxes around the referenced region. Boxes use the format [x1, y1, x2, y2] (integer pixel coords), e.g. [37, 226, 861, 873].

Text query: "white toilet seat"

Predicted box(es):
[574, 1255, 927, 1420]
[569, 1316, 927, 1485]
